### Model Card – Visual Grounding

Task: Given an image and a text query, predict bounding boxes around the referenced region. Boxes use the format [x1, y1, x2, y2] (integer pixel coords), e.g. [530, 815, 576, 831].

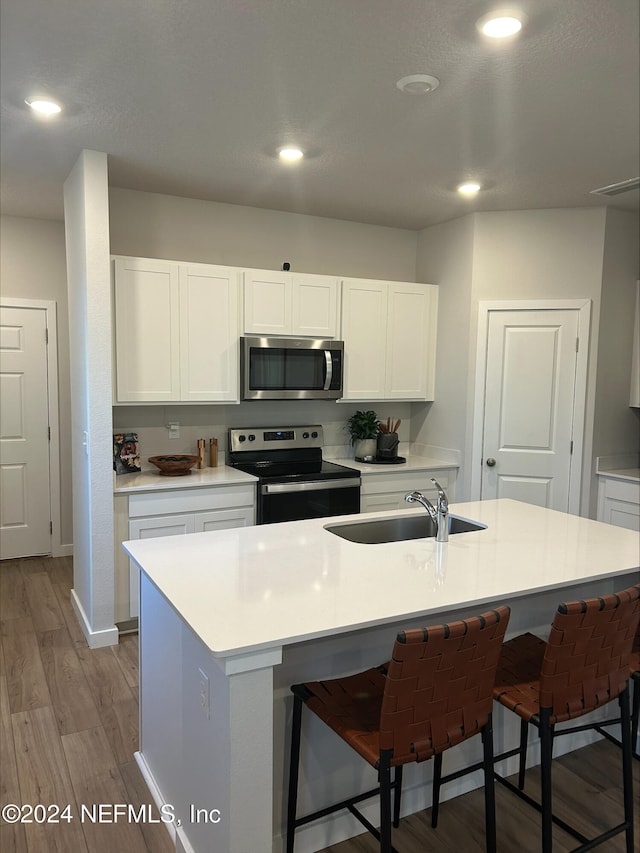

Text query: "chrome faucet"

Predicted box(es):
[405, 478, 449, 542]
[430, 478, 449, 542]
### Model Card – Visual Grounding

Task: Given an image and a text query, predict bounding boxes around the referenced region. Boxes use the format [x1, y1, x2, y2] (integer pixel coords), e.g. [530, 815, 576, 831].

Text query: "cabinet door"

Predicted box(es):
[128, 514, 196, 616]
[244, 270, 292, 335]
[292, 274, 339, 337]
[194, 506, 255, 533]
[386, 283, 438, 400]
[340, 279, 387, 399]
[113, 257, 180, 402]
[179, 264, 240, 401]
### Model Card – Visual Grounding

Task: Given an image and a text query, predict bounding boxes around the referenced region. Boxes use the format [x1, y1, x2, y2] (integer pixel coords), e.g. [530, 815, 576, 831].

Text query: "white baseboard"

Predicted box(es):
[53, 542, 74, 558]
[135, 750, 197, 853]
[70, 589, 119, 648]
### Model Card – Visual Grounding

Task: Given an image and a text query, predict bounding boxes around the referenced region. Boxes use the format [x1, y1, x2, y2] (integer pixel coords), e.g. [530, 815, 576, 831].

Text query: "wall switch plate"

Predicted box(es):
[198, 667, 210, 719]
[167, 422, 180, 439]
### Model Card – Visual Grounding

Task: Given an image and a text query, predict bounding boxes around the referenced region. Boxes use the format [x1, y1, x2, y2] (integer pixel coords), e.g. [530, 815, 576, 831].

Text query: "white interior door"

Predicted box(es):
[481, 308, 581, 511]
[0, 306, 51, 558]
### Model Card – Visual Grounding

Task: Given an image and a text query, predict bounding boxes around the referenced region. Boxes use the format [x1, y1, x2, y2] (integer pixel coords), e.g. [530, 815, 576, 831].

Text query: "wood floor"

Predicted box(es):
[1, 555, 638, 853]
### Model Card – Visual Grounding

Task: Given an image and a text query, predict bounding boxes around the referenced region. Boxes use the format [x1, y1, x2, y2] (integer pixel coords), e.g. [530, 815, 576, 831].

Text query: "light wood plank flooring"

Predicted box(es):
[1, 556, 638, 852]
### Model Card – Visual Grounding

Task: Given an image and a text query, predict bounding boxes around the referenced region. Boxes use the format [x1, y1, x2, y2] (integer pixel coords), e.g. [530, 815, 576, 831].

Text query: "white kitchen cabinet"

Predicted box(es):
[113, 256, 240, 403]
[243, 269, 339, 337]
[597, 475, 640, 532]
[341, 279, 438, 401]
[117, 483, 255, 619]
[360, 467, 456, 514]
[630, 281, 640, 407]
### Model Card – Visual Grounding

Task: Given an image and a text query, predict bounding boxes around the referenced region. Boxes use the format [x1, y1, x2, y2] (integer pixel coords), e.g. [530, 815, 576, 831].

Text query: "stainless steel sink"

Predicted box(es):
[325, 514, 486, 544]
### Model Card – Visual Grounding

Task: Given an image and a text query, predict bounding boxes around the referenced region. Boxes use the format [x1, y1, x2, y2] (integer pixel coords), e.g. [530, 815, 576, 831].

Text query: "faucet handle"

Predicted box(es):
[430, 478, 448, 511]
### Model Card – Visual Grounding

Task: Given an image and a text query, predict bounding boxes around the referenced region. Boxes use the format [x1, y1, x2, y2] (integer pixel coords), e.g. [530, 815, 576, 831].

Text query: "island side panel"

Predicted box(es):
[138, 570, 275, 853]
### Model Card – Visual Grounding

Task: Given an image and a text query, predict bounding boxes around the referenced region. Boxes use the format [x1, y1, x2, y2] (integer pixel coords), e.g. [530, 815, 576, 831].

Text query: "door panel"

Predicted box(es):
[482, 309, 579, 511]
[0, 306, 51, 557]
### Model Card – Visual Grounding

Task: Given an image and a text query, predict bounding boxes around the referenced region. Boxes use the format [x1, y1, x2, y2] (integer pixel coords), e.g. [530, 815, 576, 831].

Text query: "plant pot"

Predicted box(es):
[354, 439, 377, 459]
[377, 433, 399, 459]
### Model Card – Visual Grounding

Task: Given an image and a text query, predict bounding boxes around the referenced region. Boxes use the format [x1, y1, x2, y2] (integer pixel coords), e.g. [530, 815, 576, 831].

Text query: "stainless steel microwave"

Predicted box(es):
[241, 336, 344, 400]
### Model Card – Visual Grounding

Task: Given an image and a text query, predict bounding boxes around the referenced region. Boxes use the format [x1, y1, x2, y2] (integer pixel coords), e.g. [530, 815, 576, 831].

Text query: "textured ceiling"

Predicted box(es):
[1, 0, 638, 229]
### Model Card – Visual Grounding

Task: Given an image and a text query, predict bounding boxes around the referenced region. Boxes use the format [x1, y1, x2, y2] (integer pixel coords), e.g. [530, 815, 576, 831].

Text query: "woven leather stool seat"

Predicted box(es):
[286, 605, 510, 853]
[492, 583, 640, 853]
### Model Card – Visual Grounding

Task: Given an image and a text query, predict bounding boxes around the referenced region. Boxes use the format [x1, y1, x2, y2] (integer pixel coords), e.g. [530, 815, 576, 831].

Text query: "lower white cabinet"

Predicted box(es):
[597, 476, 640, 531]
[115, 484, 255, 620]
[360, 468, 456, 514]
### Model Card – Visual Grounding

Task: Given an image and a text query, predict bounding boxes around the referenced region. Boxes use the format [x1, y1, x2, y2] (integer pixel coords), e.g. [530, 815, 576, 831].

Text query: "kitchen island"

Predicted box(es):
[124, 499, 640, 853]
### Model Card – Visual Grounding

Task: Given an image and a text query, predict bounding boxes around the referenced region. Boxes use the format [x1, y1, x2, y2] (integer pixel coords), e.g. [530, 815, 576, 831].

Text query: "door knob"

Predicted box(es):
[486, 458, 496, 467]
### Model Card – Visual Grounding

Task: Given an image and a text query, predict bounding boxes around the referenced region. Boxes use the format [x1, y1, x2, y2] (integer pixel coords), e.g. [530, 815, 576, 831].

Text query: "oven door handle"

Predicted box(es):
[261, 478, 360, 495]
[323, 350, 333, 391]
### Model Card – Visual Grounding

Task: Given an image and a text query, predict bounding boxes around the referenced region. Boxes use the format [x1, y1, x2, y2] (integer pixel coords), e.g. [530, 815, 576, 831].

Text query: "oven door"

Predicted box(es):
[259, 478, 360, 524]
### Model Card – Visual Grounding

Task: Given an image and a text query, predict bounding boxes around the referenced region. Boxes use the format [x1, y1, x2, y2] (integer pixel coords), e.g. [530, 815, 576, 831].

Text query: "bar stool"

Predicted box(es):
[286, 605, 510, 853]
[492, 584, 640, 853]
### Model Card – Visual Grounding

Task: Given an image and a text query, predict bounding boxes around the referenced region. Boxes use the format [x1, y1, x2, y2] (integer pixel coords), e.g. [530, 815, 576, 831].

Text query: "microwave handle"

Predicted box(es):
[323, 350, 333, 391]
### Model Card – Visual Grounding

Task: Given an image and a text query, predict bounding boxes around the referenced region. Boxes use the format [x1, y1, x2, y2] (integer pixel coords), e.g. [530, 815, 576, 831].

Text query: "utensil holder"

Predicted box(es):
[377, 432, 399, 459]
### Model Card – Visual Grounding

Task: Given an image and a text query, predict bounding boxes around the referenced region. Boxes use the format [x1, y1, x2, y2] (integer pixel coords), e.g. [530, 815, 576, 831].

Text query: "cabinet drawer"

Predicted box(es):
[128, 484, 255, 517]
[600, 477, 640, 504]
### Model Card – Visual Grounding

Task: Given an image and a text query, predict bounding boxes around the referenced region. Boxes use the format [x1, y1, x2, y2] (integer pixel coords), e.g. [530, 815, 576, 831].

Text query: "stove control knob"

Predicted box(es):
[311, 431, 318, 438]
[248, 434, 256, 441]
[302, 431, 309, 439]
[238, 434, 246, 442]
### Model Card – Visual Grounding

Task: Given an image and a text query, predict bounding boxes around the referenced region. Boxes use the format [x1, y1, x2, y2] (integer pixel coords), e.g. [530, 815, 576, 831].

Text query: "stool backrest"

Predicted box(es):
[379, 606, 510, 763]
[539, 583, 640, 723]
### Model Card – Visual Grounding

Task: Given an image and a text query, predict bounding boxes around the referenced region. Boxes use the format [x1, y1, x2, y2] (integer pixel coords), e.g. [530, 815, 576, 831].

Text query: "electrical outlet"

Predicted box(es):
[167, 422, 180, 439]
[198, 668, 210, 719]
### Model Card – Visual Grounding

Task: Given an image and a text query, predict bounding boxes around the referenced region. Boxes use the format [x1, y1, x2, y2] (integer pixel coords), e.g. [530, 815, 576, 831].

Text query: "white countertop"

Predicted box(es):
[113, 465, 257, 494]
[595, 454, 640, 483]
[124, 499, 640, 658]
[326, 453, 458, 474]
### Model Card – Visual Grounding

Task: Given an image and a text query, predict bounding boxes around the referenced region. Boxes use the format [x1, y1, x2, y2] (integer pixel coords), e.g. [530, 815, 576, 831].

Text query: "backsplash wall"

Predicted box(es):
[112, 401, 414, 469]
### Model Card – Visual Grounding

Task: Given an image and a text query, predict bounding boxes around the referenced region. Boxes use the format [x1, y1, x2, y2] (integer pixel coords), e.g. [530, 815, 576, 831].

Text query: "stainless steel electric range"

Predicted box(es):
[227, 425, 360, 524]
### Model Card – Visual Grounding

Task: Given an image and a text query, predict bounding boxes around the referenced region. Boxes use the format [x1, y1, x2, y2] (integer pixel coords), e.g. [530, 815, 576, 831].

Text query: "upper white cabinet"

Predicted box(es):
[341, 279, 438, 401]
[113, 257, 240, 403]
[243, 270, 339, 338]
[630, 281, 640, 407]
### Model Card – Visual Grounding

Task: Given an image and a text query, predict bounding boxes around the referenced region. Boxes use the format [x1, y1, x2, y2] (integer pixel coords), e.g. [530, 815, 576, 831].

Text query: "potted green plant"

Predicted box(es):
[346, 410, 379, 459]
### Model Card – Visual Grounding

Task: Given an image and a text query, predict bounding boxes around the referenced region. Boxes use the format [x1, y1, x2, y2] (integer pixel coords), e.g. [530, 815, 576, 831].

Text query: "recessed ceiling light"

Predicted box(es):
[279, 147, 304, 161]
[457, 182, 482, 196]
[25, 98, 62, 115]
[476, 11, 524, 38]
[396, 74, 440, 95]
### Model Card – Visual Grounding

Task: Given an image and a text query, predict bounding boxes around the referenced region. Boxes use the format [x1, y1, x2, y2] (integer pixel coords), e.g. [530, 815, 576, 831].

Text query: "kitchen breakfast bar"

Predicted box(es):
[123, 499, 640, 853]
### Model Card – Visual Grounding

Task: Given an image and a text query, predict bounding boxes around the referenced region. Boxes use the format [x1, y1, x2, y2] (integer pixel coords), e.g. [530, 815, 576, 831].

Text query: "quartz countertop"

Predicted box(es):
[325, 453, 458, 474]
[113, 465, 257, 494]
[123, 499, 640, 658]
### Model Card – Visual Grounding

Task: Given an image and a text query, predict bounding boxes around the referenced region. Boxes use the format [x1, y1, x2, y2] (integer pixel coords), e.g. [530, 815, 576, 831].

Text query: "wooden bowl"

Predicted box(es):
[148, 455, 199, 476]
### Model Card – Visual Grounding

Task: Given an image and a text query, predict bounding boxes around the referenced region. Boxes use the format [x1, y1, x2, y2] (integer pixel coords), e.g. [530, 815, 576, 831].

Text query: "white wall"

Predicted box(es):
[0, 215, 73, 549]
[64, 151, 116, 647]
[109, 188, 417, 280]
[415, 207, 630, 514]
[591, 208, 640, 514]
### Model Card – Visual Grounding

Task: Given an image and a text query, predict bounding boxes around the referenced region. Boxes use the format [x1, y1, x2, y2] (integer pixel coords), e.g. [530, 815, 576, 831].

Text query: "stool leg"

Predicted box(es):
[619, 687, 635, 853]
[482, 713, 497, 853]
[393, 765, 403, 828]
[379, 759, 392, 853]
[631, 674, 639, 761]
[518, 717, 528, 789]
[286, 695, 303, 853]
[431, 752, 443, 828]
[539, 712, 554, 853]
